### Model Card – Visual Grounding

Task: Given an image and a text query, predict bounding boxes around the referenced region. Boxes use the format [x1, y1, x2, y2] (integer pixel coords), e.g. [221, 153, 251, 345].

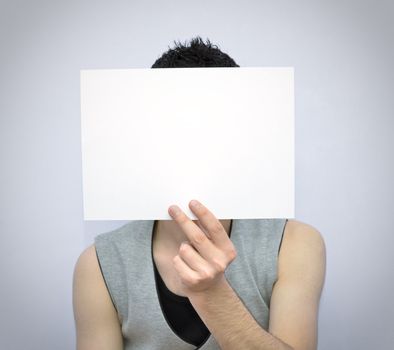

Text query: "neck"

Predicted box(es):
[153, 219, 232, 253]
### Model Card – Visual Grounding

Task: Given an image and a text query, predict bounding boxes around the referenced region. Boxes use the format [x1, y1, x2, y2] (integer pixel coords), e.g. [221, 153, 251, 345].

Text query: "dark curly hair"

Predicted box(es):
[151, 36, 239, 68]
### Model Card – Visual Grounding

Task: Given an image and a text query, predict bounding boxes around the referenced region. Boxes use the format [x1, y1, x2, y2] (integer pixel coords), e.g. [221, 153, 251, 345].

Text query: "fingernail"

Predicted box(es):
[190, 200, 201, 208]
[169, 205, 181, 216]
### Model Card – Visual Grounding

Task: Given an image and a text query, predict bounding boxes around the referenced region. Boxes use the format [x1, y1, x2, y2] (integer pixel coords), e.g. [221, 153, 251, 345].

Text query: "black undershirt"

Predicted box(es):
[152, 219, 233, 347]
[153, 260, 210, 346]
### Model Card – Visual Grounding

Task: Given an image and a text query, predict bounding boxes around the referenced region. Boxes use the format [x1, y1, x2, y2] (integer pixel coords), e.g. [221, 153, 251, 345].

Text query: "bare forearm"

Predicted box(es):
[188, 278, 293, 350]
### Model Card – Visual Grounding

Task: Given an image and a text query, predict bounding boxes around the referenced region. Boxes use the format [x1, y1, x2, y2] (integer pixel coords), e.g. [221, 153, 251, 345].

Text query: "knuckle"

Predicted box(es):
[228, 248, 237, 261]
[183, 277, 193, 287]
[192, 232, 206, 245]
[200, 269, 214, 281]
[190, 276, 201, 286]
[212, 257, 226, 273]
[179, 242, 189, 253]
[211, 222, 224, 235]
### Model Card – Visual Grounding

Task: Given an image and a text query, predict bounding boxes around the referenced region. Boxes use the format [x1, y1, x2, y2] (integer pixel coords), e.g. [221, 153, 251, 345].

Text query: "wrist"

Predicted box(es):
[188, 275, 231, 301]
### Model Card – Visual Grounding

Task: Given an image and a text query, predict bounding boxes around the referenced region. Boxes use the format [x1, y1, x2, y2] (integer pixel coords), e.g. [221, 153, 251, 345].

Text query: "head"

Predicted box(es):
[151, 36, 239, 68]
[151, 36, 235, 239]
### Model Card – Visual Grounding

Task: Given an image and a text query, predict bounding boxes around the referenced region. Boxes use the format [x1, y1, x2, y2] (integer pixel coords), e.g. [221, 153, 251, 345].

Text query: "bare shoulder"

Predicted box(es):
[73, 243, 114, 310]
[73, 244, 107, 292]
[74, 244, 99, 275]
[278, 219, 326, 292]
[282, 219, 325, 251]
[73, 244, 123, 349]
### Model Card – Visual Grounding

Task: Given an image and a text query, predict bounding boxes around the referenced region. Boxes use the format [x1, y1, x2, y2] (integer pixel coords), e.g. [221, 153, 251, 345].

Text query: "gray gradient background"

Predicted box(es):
[1, 1, 393, 349]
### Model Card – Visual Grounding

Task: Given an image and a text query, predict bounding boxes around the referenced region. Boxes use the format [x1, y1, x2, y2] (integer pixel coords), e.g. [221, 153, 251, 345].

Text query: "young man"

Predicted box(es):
[73, 37, 326, 350]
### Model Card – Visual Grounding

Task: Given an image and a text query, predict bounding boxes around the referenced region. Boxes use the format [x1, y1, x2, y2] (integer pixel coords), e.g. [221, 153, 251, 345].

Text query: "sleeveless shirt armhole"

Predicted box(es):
[94, 245, 118, 313]
[277, 218, 288, 256]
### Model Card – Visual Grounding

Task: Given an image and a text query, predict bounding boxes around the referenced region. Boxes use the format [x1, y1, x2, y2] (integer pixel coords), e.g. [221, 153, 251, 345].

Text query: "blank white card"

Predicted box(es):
[80, 67, 294, 220]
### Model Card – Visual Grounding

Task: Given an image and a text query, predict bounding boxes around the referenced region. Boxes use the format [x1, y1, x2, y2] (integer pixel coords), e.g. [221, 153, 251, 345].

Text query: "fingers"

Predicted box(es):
[168, 204, 217, 261]
[188, 199, 229, 247]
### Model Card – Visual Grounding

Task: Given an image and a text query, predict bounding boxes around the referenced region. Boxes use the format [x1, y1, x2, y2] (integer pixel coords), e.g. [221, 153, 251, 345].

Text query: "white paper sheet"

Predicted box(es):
[80, 67, 294, 220]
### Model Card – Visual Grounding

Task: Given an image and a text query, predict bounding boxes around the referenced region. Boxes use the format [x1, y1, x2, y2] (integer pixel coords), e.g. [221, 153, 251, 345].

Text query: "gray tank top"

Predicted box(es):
[94, 218, 287, 349]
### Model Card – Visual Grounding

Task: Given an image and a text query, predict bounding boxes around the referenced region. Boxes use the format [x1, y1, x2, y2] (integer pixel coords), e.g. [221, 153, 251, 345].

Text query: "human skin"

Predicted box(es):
[165, 198, 294, 349]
